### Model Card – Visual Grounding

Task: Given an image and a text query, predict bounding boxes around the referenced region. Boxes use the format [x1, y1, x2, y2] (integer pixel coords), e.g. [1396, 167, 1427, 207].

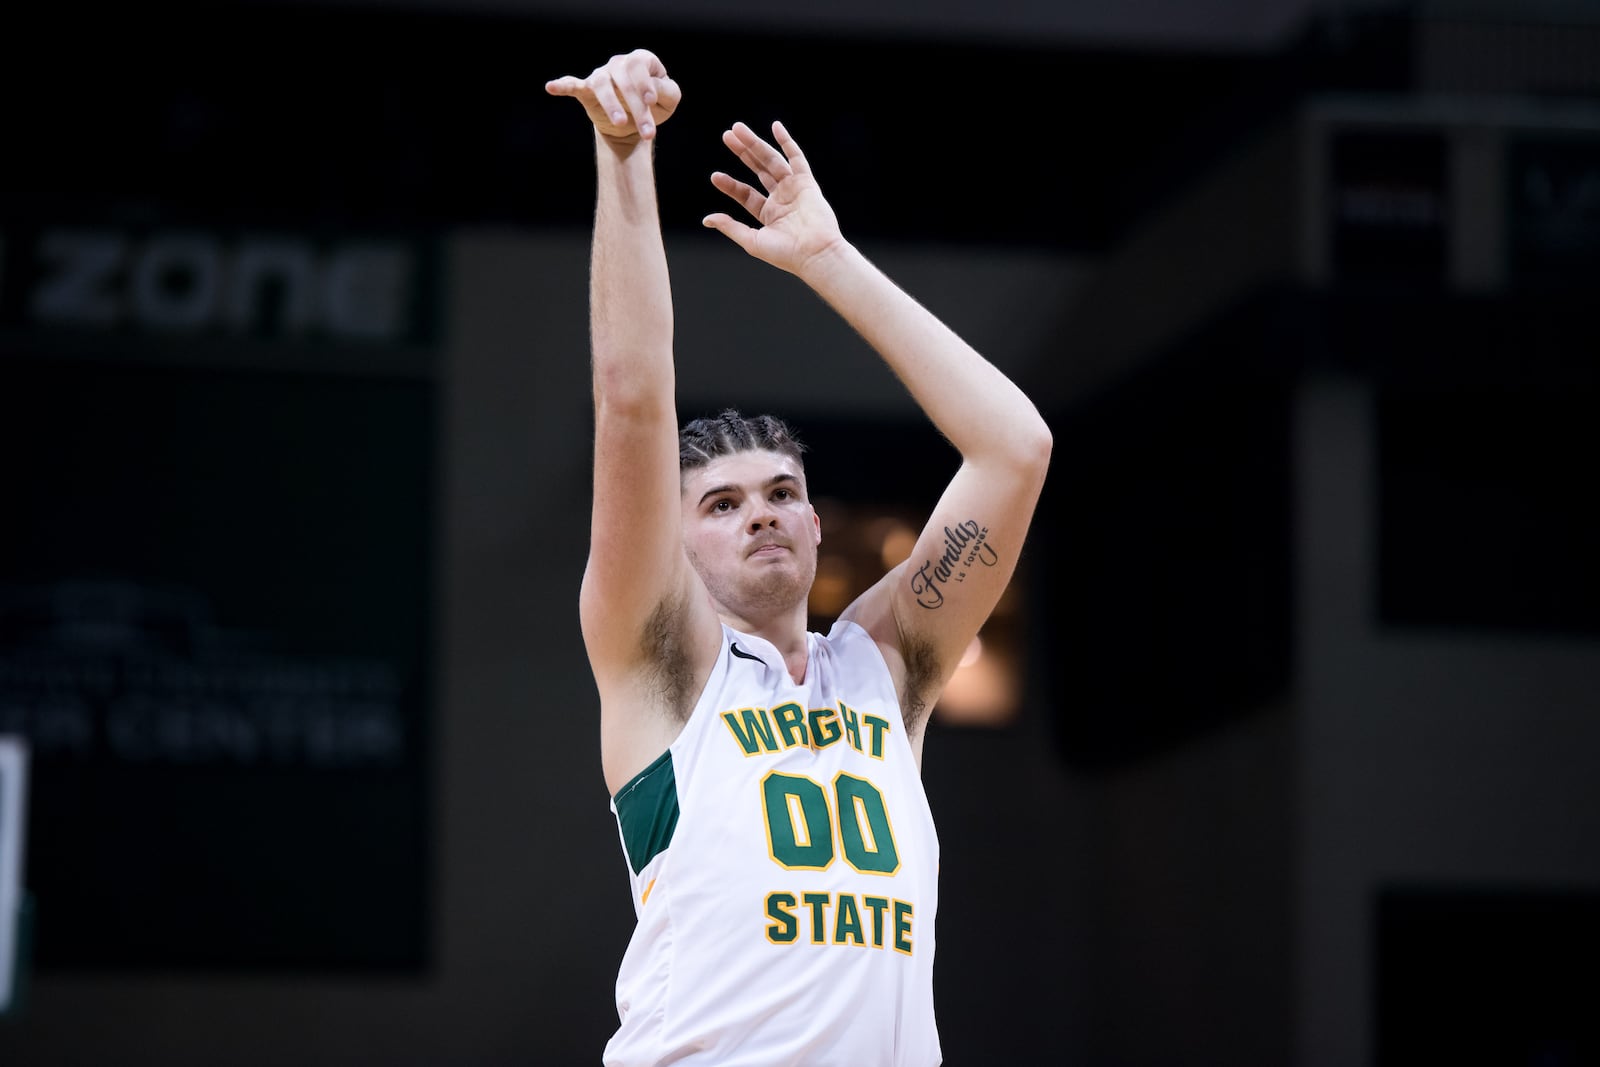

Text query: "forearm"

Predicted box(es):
[801, 242, 1050, 464]
[590, 134, 674, 411]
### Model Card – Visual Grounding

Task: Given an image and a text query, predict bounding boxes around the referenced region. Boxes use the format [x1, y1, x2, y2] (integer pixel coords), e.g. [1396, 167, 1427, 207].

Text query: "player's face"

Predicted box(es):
[681, 449, 821, 618]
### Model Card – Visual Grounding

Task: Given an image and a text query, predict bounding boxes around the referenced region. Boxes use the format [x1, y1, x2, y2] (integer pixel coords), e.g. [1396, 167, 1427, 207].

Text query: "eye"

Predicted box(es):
[711, 499, 734, 513]
[773, 488, 793, 501]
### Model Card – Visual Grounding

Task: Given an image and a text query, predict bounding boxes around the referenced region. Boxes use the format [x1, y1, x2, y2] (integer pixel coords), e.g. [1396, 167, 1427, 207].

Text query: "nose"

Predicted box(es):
[748, 502, 778, 533]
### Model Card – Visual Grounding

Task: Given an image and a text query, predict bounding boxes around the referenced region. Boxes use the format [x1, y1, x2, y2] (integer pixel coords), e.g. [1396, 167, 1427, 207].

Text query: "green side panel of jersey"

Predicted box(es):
[614, 749, 680, 876]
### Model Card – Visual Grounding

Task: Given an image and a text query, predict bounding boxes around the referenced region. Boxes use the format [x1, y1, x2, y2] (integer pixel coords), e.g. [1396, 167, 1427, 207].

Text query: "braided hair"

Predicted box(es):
[679, 408, 806, 477]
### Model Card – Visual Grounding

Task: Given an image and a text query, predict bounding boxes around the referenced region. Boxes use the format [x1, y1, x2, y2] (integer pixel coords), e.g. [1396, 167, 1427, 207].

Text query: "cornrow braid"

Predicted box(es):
[679, 408, 806, 475]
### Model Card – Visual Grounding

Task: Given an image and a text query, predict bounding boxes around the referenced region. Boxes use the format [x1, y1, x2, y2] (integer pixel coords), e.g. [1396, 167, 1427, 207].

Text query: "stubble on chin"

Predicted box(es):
[693, 549, 816, 620]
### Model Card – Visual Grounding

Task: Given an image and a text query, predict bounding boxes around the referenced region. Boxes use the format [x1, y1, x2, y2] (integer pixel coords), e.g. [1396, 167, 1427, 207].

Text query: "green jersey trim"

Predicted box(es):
[614, 749, 680, 876]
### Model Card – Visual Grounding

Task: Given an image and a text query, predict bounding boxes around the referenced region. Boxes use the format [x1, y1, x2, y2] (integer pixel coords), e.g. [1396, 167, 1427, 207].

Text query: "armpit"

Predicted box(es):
[642, 597, 697, 723]
[898, 633, 938, 739]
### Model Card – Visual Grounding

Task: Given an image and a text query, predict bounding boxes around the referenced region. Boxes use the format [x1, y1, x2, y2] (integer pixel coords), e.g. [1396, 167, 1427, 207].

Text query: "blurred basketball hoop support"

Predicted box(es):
[1, 736, 30, 1017]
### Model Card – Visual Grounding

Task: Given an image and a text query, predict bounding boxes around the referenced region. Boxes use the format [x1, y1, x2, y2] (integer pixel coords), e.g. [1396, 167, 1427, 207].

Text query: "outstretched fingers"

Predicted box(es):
[769, 120, 810, 175]
[709, 170, 766, 220]
[723, 121, 795, 193]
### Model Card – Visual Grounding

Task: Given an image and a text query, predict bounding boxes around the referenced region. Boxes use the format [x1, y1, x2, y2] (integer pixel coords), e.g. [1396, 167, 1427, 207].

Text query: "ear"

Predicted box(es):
[812, 510, 822, 546]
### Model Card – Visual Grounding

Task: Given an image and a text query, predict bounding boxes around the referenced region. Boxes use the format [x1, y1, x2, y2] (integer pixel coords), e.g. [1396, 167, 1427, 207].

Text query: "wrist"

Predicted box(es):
[798, 237, 861, 291]
[595, 127, 651, 157]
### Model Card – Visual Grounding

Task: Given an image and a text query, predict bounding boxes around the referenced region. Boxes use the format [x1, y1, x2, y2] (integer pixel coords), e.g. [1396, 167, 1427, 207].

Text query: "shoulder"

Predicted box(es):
[592, 590, 727, 796]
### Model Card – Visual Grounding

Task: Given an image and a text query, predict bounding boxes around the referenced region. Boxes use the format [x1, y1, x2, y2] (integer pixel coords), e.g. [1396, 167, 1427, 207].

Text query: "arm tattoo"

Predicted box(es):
[908, 520, 1000, 609]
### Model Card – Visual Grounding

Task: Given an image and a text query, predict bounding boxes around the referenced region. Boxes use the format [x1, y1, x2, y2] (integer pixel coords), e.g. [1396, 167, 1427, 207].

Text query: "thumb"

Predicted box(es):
[701, 213, 744, 245]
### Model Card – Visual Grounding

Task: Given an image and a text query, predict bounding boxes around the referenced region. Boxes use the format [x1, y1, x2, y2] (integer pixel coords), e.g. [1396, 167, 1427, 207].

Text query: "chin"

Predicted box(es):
[739, 571, 810, 614]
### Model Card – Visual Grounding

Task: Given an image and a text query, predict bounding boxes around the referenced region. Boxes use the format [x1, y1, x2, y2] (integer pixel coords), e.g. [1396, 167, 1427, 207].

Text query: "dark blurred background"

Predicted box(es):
[1, 0, 1597, 1064]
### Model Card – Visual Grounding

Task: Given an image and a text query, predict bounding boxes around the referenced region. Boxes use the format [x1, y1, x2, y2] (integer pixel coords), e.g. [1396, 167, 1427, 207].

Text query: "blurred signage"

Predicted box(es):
[1, 582, 406, 769]
[0, 225, 437, 972]
[0, 226, 434, 347]
[1330, 129, 1449, 284]
[1507, 132, 1600, 288]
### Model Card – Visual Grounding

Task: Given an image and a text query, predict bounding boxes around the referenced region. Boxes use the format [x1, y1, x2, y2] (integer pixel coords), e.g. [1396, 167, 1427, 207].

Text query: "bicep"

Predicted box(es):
[853, 458, 1046, 686]
[580, 402, 724, 789]
[580, 398, 696, 668]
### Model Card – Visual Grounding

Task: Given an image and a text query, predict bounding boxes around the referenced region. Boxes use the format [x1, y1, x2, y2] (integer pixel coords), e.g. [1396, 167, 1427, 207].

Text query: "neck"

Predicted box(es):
[719, 604, 810, 684]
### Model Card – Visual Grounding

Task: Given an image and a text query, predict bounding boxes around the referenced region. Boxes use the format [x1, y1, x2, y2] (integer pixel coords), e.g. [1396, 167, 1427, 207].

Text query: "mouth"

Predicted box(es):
[749, 542, 789, 558]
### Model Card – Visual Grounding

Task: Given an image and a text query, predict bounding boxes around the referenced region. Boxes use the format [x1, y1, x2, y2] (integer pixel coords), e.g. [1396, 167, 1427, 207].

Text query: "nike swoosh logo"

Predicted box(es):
[730, 641, 766, 665]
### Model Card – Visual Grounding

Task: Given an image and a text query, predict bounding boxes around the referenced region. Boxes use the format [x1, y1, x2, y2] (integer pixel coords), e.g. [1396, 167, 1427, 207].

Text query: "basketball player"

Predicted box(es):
[546, 48, 1052, 1066]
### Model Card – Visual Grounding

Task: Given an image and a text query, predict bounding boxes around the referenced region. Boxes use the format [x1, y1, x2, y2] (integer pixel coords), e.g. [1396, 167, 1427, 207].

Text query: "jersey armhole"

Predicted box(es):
[612, 749, 680, 876]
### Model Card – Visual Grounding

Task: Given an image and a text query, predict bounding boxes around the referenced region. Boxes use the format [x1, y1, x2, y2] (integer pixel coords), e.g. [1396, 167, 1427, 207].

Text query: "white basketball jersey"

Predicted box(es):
[605, 619, 942, 1067]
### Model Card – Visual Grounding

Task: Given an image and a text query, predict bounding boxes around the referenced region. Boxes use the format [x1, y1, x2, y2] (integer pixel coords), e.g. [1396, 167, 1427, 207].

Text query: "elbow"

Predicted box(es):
[592, 363, 674, 419]
[1014, 411, 1053, 480]
[977, 412, 1051, 494]
[1032, 415, 1054, 461]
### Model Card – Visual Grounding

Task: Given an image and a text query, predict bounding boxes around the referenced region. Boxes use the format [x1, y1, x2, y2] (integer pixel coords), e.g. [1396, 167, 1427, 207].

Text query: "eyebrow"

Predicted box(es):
[697, 472, 801, 509]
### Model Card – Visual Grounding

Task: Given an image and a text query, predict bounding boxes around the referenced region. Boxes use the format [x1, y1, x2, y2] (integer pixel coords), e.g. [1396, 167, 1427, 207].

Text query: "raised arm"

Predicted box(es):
[547, 51, 721, 793]
[703, 121, 1052, 751]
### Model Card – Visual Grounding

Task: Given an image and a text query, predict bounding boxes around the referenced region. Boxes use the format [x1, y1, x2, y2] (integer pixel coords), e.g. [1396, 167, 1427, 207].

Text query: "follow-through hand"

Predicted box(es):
[545, 47, 681, 142]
